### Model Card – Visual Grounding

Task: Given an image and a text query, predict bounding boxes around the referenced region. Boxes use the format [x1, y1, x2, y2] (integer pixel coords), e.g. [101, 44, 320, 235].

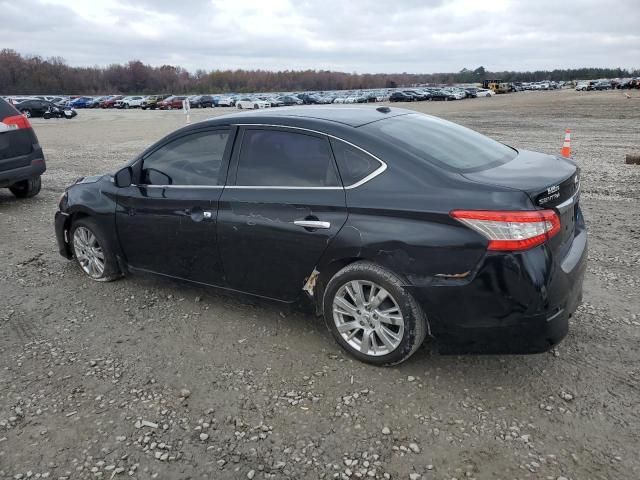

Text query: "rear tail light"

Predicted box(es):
[2, 114, 31, 130]
[450, 210, 560, 251]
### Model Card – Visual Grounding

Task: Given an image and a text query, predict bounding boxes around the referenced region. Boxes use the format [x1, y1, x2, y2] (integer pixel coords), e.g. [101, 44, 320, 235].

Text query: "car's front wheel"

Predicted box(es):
[70, 218, 121, 282]
[9, 176, 41, 198]
[323, 261, 427, 366]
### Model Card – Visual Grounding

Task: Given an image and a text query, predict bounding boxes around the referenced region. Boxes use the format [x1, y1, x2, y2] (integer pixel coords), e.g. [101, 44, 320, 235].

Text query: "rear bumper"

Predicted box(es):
[0, 155, 46, 187]
[408, 218, 588, 354]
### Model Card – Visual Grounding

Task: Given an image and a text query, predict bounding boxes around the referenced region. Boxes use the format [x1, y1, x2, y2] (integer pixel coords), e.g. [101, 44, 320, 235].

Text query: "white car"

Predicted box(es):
[218, 96, 236, 107]
[575, 82, 590, 91]
[236, 97, 271, 109]
[8, 96, 39, 105]
[443, 89, 466, 100]
[117, 96, 145, 109]
[475, 88, 494, 97]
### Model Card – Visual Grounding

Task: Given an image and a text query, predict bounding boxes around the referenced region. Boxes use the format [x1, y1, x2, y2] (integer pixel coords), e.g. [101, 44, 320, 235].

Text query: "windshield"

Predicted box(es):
[364, 113, 517, 172]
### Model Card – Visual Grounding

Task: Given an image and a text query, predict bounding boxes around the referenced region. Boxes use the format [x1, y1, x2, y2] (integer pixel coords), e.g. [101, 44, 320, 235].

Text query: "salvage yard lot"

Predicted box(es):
[1, 89, 639, 479]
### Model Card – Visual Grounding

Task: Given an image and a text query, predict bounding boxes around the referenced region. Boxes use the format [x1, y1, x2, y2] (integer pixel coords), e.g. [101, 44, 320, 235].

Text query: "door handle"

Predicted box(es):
[293, 220, 331, 229]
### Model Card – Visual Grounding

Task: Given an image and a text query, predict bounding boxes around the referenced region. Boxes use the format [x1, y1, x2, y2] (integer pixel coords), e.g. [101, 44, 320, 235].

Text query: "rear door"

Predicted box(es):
[115, 127, 232, 285]
[217, 126, 348, 301]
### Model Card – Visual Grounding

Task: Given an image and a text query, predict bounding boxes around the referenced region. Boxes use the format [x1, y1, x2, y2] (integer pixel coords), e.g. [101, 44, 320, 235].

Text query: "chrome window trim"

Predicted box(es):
[231, 123, 388, 190]
[131, 184, 224, 189]
[132, 124, 388, 190]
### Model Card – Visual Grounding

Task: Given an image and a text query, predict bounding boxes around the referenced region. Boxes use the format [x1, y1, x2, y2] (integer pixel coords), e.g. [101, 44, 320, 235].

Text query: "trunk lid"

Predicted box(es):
[462, 149, 580, 248]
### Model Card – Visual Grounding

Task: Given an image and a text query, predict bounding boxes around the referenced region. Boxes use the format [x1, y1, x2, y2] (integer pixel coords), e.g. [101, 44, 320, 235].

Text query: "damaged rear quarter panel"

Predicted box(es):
[317, 211, 486, 289]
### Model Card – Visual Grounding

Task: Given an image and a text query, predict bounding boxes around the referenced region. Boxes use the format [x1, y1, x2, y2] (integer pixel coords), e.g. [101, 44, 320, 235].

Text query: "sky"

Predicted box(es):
[1, 0, 639, 74]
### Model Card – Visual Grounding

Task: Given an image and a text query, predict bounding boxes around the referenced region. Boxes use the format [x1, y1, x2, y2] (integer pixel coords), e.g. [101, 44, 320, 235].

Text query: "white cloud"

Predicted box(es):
[1, 0, 638, 72]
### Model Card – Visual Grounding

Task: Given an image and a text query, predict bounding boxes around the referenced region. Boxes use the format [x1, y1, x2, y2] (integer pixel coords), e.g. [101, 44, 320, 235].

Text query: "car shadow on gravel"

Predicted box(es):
[92, 269, 557, 387]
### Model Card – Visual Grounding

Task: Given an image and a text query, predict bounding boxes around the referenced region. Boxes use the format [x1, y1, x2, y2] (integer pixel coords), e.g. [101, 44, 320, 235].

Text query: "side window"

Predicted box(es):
[141, 130, 229, 186]
[330, 139, 381, 186]
[236, 129, 340, 187]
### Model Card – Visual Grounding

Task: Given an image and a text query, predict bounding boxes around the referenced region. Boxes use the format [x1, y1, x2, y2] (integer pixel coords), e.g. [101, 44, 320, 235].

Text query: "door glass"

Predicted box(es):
[141, 130, 229, 186]
[330, 139, 381, 186]
[237, 129, 340, 187]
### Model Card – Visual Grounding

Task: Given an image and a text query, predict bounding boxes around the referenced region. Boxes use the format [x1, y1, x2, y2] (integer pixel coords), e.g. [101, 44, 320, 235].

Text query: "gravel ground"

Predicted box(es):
[1, 89, 639, 480]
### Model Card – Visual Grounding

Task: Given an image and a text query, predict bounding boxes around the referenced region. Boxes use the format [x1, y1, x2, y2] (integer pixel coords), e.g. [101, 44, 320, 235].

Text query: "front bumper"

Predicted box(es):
[409, 218, 588, 354]
[55, 211, 73, 259]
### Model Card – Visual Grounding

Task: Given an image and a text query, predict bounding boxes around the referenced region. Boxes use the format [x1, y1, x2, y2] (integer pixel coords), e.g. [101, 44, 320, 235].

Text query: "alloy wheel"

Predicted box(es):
[332, 280, 405, 356]
[73, 226, 105, 278]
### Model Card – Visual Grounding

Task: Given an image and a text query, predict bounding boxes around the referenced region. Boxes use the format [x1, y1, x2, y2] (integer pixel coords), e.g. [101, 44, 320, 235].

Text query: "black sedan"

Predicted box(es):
[15, 99, 56, 118]
[189, 95, 215, 108]
[54, 106, 586, 365]
[389, 91, 414, 102]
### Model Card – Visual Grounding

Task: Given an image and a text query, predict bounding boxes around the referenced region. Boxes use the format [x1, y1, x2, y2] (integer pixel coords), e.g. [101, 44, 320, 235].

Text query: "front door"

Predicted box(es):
[115, 128, 231, 285]
[217, 127, 348, 301]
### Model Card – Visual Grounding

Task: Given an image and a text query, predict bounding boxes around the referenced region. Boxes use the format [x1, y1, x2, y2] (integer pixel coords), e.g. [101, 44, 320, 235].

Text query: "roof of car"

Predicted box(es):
[219, 105, 410, 128]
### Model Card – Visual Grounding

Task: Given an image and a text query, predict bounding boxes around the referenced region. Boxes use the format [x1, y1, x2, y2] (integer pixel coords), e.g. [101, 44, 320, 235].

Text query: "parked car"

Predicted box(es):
[85, 97, 104, 108]
[475, 88, 494, 97]
[189, 95, 215, 108]
[69, 97, 95, 108]
[276, 95, 304, 106]
[15, 99, 57, 118]
[140, 94, 171, 110]
[158, 96, 187, 110]
[9, 96, 39, 105]
[403, 90, 430, 101]
[593, 81, 612, 91]
[236, 97, 271, 109]
[429, 90, 456, 101]
[217, 96, 236, 107]
[116, 96, 146, 109]
[389, 92, 414, 102]
[54, 106, 586, 365]
[98, 96, 121, 108]
[442, 89, 466, 100]
[0, 97, 46, 198]
[297, 93, 322, 104]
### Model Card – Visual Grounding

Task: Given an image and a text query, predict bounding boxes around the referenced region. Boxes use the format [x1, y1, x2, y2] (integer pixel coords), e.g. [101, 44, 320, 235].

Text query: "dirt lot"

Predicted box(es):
[1, 89, 639, 480]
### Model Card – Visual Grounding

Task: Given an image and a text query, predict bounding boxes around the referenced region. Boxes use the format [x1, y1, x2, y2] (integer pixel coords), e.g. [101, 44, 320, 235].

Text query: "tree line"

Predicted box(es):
[0, 49, 637, 95]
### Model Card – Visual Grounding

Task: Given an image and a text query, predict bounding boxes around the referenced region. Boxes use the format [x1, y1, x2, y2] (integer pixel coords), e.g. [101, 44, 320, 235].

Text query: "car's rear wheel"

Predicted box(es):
[21, 110, 31, 118]
[323, 261, 427, 366]
[70, 218, 121, 282]
[9, 176, 41, 198]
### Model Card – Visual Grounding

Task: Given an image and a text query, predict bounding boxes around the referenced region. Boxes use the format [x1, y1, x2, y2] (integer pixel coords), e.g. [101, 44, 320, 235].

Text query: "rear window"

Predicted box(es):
[364, 113, 517, 172]
[0, 98, 19, 119]
[330, 139, 381, 186]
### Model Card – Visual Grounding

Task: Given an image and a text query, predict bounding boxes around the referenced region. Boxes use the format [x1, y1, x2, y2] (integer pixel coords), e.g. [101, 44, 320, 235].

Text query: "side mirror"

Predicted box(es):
[114, 167, 132, 188]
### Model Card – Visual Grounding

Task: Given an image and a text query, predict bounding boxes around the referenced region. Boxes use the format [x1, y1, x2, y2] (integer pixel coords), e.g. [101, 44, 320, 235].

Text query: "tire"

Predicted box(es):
[21, 110, 31, 118]
[69, 218, 121, 282]
[254, 104, 259, 109]
[9, 176, 41, 198]
[43, 112, 52, 119]
[323, 261, 427, 366]
[238, 104, 243, 109]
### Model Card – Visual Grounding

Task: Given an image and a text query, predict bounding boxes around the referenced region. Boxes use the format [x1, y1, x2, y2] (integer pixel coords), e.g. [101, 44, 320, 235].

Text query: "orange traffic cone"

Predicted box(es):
[560, 128, 571, 158]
